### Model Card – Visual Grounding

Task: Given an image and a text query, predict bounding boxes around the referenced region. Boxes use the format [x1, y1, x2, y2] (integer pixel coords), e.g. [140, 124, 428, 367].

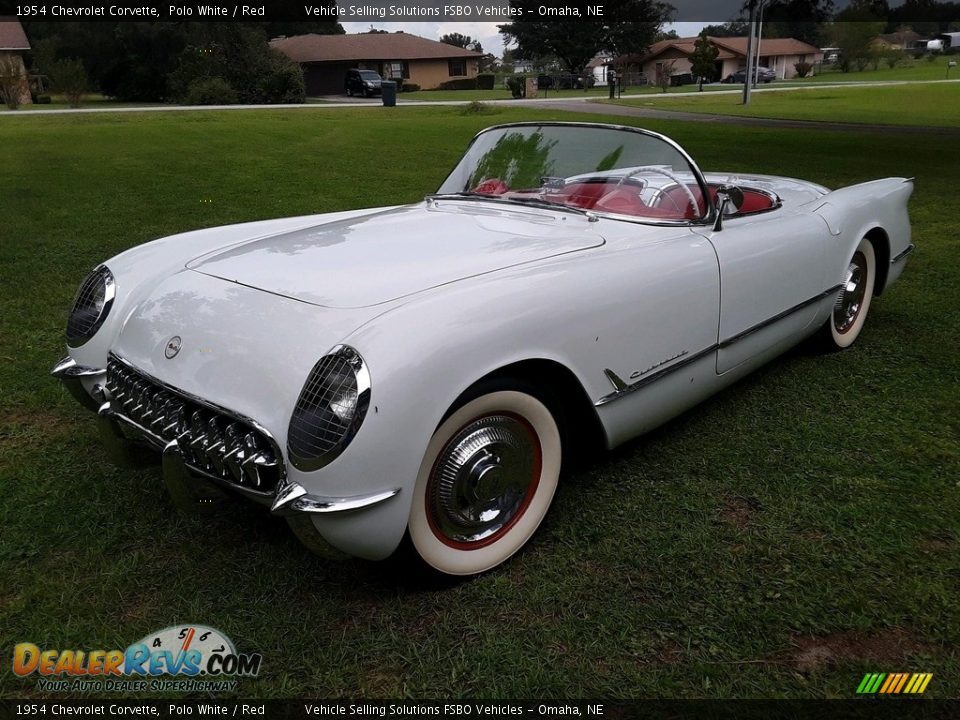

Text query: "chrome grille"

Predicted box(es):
[106, 355, 280, 494]
[67, 266, 114, 344]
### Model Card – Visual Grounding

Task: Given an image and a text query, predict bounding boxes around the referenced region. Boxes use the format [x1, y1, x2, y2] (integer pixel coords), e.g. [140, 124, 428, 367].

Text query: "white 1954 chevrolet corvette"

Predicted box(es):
[53, 123, 914, 575]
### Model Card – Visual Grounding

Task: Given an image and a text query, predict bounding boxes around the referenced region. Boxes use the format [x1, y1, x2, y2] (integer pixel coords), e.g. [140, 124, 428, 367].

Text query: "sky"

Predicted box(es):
[341, 21, 712, 57]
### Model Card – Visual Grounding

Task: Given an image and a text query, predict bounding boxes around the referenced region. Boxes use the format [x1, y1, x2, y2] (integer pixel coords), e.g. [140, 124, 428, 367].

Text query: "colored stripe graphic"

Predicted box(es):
[879, 674, 897, 693]
[857, 672, 932, 695]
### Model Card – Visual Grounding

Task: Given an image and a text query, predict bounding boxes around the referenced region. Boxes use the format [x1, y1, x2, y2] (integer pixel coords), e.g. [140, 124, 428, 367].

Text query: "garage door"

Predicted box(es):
[305, 63, 352, 96]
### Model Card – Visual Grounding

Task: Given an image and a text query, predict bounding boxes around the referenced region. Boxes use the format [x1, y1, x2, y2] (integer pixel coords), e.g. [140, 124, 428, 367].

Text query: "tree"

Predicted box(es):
[499, 0, 672, 74]
[830, 1, 886, 72]
[702, 21, 750, 37]
[0, 54, 27, 109]
[440, 32, 473, 48]
[690, 30, 719, 90]
[49, 57, 88, 107]
[760, 0, 836, 46]
[655, 59, 676, 92]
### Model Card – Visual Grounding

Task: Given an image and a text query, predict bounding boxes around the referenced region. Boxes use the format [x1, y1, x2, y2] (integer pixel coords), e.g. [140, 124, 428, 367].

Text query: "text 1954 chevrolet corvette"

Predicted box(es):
[52, 122, 913, 576]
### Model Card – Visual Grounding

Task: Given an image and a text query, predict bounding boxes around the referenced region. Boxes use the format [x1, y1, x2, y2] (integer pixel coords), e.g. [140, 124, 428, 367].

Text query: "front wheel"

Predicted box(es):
[818, 236, 877, 350]
[408, 388, 562, 576]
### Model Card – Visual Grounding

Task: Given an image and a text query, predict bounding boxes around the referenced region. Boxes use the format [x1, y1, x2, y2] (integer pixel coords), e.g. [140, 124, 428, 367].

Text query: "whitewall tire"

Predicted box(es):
[408, 389, 562, 576]
[827, 237, 876, 349]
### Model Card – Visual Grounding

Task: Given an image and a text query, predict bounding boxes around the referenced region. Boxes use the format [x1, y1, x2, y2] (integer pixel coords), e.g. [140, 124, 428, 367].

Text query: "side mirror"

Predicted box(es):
[713, 185, 745, 231]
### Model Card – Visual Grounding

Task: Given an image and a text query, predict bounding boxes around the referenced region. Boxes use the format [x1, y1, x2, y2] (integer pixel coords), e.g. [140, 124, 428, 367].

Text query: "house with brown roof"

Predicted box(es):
[0, 17, 31, 106]
[270, 32, 482, 95]
[617, 36, 822, 83]
[872, 28, 926, 55]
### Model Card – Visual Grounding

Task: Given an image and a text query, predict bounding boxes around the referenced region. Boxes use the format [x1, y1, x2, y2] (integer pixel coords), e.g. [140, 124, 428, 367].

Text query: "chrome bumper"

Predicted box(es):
[52, 355, 401, 517]
[50, 357, 106, 411]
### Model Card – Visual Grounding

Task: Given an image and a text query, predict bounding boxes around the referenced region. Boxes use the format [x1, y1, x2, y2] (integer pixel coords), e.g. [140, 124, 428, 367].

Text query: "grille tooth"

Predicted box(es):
[105, 356, 280, 494]
[206, 417, 226, 476]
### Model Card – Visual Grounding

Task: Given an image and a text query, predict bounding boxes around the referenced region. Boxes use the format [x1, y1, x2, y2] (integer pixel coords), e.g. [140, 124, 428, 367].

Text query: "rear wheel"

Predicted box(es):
[408, 385, 562, 576]
[818, 236, 876, 350]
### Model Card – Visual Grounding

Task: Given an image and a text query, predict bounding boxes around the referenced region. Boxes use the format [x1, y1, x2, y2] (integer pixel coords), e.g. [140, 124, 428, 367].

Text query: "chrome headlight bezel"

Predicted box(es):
[287, 345, 371, 472]
[66, 265, 115, 347]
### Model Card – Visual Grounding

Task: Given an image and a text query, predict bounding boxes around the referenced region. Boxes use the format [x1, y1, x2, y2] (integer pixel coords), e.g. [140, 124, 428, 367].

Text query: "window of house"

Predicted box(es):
[448, 59, 466, 77]
[385, 61, 410, 79]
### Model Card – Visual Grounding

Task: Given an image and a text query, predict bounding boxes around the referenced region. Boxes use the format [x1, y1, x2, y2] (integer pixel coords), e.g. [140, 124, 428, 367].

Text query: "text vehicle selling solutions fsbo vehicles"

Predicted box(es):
[53, 123, 914, 575]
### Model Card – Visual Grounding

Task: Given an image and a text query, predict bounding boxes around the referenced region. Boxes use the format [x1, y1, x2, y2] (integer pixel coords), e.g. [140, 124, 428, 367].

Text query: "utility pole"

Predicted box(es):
[742, 0, 758, 105]
[754, 0, 765, 88]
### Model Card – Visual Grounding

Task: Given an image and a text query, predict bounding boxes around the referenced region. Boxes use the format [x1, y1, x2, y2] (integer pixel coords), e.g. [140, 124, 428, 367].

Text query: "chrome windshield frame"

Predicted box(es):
[436, 121, 717, 229]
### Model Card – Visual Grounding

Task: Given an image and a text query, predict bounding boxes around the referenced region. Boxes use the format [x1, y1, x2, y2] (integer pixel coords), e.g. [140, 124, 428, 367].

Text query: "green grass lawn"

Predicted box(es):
[604, 82, 960, 127]
[798, 54, 960, 84]
[1, 106, 958, 700]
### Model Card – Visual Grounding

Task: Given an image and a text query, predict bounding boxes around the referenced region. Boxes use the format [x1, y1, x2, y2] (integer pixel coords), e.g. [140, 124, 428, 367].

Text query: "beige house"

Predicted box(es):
[620, 36, 822, 83]
[270, 32, 481, 95]
[0, 17, 31, 106]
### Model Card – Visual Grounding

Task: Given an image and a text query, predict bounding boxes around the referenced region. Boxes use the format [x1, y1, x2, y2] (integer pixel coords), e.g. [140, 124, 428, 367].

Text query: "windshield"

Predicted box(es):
[359, 71, 381, 80]
[436, 124, 709, 223]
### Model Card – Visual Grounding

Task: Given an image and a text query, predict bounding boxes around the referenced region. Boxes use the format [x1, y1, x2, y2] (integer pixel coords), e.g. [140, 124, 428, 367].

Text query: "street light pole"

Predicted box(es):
[754, 0, 765, 88]
[742, 0, 758, 104]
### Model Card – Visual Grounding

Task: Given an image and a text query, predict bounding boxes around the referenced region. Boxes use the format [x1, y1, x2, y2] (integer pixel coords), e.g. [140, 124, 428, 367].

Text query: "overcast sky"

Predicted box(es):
[341, 21, 711, 57]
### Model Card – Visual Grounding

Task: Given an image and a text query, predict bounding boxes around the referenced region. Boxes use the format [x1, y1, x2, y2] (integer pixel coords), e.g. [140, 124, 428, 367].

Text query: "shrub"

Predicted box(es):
[169, 29, 304, 105]
[926, 52, 939, 62]
[48, 58, 88, 107]
[460, 100, 493, 115]
[437, 78, 477, 91]
[506, 76, 525, 98]
[256, 51, 305, 104]
[476, 73, 495, 90]
[402, 82, 420, 92]
[885, 49, 904, 68]
[0, 54, 25, 109]
[794, 61, 812, 78]
[183, 77, 238, 105]
[36, 94, 52, 104]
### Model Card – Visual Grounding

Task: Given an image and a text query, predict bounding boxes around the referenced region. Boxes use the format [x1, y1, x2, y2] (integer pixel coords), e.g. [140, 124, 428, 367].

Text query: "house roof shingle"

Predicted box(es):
[0, 17, 30, 50]
[270, 32, 482, 64]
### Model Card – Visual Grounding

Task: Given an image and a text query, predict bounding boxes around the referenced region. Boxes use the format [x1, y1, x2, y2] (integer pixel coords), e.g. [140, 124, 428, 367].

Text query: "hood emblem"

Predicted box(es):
[164, 336, 182, 359]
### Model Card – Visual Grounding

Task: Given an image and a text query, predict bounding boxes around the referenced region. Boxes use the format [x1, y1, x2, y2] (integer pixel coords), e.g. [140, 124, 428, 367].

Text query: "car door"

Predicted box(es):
[695, 211, 828, 374]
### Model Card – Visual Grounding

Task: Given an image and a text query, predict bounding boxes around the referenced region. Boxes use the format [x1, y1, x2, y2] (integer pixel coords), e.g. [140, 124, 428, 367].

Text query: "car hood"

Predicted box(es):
[186, 202, 605, 308]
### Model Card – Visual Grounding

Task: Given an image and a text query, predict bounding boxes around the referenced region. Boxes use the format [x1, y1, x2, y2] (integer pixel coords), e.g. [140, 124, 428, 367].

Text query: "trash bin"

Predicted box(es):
[381, 81, 396, 107]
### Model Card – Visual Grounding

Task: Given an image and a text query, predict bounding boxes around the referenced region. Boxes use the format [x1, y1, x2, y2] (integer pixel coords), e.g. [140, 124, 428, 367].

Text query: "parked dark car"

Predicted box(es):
[669, 72, 695, 87]
[723, 66, 776, 84]
[345, 69, 383, 97]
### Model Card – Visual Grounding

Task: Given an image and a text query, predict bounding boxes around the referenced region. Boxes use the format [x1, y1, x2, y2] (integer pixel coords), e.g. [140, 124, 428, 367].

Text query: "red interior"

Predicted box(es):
[469, 179, 777, 220]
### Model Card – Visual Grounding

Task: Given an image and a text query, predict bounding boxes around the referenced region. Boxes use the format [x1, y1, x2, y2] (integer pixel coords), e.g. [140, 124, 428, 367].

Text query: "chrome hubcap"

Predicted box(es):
[429, 414, 540, 546]
[834, 251, 867, 335]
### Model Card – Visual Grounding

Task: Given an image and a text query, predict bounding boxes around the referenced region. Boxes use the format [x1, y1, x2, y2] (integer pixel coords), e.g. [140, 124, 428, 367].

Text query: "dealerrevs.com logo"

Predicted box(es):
[12, 625, 262, 693]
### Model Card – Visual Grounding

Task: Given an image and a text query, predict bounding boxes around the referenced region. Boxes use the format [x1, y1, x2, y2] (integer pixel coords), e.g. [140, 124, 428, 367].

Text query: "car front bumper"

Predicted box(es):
[51, 354, 401, 548]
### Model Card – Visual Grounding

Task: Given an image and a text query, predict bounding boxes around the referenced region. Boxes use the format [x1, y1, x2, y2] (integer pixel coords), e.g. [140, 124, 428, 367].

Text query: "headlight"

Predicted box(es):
[365, 81, 374, 87]
[66, 265, 115, 347]
[287, 345, 371, 471]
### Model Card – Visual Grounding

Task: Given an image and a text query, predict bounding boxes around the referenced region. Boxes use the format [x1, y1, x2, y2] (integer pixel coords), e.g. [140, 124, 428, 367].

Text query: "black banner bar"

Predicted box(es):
[2, 700, 959, 720]
[1, 0, 956, 23]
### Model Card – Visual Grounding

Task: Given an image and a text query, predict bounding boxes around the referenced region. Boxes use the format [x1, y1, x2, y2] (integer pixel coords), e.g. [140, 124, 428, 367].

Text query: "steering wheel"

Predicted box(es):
[615, 166, 700, 219]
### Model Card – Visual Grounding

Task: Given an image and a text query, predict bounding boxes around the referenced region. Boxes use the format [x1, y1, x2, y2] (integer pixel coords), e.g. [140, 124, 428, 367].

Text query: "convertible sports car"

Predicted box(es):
[52, 122, 914, 576]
